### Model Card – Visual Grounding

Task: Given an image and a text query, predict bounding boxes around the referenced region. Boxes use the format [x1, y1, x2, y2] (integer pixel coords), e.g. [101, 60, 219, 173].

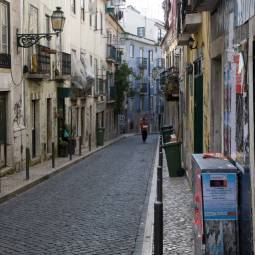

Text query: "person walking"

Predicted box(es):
[140, 117, 149, 143]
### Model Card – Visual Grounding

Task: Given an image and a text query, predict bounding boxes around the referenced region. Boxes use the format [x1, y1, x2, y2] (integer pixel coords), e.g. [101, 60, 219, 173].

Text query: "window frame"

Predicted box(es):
[129, 44, 134, 58]
[45, 14, 50, 47]
[0, 0, 10, 55]
[71, 0, 76, 14]
[81, 0, 85, 21]
[137, 27, 145, 37]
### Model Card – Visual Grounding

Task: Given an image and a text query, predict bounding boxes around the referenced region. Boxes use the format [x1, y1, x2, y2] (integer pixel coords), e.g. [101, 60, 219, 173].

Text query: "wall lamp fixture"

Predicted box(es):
[17, 7, 65, 48]
[188, 37, 198, 50]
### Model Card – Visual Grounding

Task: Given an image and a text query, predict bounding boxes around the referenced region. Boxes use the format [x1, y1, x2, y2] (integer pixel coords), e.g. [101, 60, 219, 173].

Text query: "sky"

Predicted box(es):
[125, 0, 164, 21]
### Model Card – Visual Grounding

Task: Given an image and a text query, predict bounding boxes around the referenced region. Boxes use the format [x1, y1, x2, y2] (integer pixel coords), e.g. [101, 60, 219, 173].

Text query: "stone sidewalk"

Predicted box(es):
[162, 156, 194, 254]
[0, 135, 129, 204]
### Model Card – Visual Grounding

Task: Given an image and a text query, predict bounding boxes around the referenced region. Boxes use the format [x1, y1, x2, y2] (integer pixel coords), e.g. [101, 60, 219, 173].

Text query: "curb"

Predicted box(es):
[140, 136, 160, 254]
[0, 134, 131, 205]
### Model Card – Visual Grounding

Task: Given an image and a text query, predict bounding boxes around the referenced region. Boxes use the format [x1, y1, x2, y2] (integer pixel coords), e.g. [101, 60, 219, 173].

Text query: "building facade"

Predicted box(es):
[121, 6, 165, 132]
[161, 0, 255, 252]
[105, 1, 125, 140]
[0, 0, 23, 172]
[0, 0, 126, 172]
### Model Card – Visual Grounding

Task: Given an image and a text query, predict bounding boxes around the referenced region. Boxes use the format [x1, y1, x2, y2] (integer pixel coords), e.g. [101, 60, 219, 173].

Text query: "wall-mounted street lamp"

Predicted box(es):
[188, 37, 198, 50]
[17, 7, 65, 48]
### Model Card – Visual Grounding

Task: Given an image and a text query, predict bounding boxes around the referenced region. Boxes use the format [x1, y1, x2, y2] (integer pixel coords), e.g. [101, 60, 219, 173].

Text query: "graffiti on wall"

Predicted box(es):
[224, 48, 249, 166]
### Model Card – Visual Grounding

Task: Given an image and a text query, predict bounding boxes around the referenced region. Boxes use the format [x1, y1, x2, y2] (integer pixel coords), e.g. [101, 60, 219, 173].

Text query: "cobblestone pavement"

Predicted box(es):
[0, 135, 158, 255]
[163, 157, 194, 254]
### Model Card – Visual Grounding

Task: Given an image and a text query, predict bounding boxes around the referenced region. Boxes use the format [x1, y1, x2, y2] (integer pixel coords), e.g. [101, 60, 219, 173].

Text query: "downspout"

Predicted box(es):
[248, 17, 255, 253]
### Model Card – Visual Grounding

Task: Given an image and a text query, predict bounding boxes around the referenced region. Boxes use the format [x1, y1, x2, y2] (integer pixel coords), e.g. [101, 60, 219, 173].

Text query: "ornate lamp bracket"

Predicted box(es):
[17, 31, 58, 48]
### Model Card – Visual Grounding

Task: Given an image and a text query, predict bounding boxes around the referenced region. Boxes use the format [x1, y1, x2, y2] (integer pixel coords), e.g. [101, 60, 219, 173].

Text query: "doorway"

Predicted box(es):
[194, 59, 203, 153]
[211, 57, 223, 152]
[0, 94, 7, 168]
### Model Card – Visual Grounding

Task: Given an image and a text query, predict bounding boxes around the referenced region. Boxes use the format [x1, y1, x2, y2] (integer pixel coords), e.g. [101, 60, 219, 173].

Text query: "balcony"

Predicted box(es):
[156, 58, 165, 69]
[54, 52, 71, 80]
[106, 44, 117, 63]
[139, 83, 148, 94]
[137, 57, 148, 69]
[107, 86, 116, 103]
[162, 67, 179, 101]
[183, 13, 202, 34]
[0, 53, 11, 68]
[127, 88, 136, 98]
[27, 45, 51, 80]
[116, 50, 122, 65]
[191, 0, 219, 11]
[177, 34, 190, 46]
[95, 78, 105, 97]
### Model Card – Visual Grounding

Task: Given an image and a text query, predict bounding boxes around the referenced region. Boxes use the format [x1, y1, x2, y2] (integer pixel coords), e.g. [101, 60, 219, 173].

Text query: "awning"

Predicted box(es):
[71, 53, 95, 92]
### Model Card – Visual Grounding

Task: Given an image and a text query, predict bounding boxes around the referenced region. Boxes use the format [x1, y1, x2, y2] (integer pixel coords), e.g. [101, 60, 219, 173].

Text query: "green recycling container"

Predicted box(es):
[162, 129, 172, 144]
[96, 127, 105, 146]
[163, 141, 183, 177]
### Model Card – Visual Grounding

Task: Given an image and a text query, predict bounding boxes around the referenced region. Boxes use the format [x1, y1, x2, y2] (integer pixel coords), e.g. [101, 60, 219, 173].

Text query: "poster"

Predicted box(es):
[202, 173, 237, 221]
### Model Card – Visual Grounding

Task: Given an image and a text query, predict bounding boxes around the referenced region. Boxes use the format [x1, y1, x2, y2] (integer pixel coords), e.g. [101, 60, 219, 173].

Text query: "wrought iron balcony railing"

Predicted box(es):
[139, 83, 148, 94]
[106, 44, 117, 62]
[156, 58, 165, 69]
[54, 52, 71, 79]
[137, 57, 148, 69]
[95, 78, 105, 97]
[0, 53, 11, 68]
[27, 45, 51, 79]
[107, 86, 116, 102]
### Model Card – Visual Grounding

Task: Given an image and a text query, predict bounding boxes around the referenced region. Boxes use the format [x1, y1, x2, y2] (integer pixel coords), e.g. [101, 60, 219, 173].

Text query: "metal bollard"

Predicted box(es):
[89, 134, 92, 151]
[154, 201, 163, 255]
[26, 147, 30, 180]
[79, 136, 82, 156]
[52, 142, 55, 169]
[157, 166, 163, 202]
[69, 139, 72, 160]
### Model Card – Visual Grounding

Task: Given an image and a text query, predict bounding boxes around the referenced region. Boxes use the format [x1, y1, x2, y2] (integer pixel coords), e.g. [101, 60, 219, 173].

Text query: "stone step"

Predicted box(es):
[0, 167, 15, 178]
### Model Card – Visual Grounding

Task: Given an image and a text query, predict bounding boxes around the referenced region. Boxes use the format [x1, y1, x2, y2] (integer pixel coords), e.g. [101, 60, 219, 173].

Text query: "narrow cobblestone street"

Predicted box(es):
[0, 135, 157, 255]
[163, 157, 193, 254]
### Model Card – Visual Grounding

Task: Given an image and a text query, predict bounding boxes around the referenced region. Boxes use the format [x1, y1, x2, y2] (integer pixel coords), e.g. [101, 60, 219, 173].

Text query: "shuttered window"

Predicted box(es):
[0, 1, 9, 54]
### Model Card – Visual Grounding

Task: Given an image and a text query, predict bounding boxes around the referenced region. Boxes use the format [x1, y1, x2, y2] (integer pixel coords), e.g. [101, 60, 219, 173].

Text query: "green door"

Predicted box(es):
[194, 60, 203, 153]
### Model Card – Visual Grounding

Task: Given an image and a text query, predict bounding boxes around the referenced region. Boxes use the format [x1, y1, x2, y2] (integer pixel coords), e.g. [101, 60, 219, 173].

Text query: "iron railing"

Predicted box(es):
[137, 57, 148, 69]
[106, 44, 117, 62]
[0, 53, 11, 68]
[29, 45, 51, 74]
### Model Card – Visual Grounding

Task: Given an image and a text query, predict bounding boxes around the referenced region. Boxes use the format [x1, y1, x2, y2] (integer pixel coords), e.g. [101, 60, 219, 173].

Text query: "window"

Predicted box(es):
[137, 27, 145, 37]
[95, 12, 98, 30]
[90, 14, 92, 27]
[90, 55, 93, 66]
[129, 45, 134, 58]
[100, 12, 103, 34]
[28, 5, 38, 34]
[149, 50, 153, 62]
[139, 48, 144, 58]
[107, 31, 112, 44]
[81, 0, 85, 21]
[71, 0, 76, 14]
[45, 15, 50, 47]
[0, 1, 9, 54]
